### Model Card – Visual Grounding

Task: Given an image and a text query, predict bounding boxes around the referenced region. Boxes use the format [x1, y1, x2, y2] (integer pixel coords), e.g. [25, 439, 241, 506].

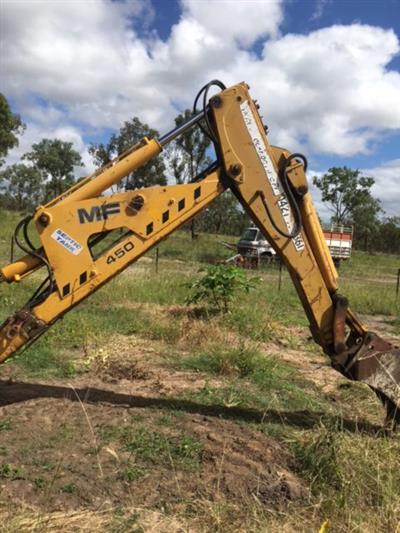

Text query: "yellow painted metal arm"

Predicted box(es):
[0, 172, 224, 363]
[0, 138, 162, 283]
[208, 83, 400, 422]
[0, 80, 399, 425]
[209, 84, 340, 351]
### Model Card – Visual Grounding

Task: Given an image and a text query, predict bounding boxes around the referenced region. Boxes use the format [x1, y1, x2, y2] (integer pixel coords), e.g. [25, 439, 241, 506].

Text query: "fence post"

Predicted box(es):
[396, 268, 400, 299]
[278, 261, 283, 292]
[10, 236, 14, 263]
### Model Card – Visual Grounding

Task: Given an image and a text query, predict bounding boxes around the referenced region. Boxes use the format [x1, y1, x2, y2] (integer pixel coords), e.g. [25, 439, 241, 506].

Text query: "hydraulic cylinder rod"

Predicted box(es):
[0, 109, 206, 283]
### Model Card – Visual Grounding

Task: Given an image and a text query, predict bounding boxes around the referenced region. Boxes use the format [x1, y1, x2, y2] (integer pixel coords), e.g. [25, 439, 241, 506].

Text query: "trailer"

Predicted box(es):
[322, 224, 353, 267]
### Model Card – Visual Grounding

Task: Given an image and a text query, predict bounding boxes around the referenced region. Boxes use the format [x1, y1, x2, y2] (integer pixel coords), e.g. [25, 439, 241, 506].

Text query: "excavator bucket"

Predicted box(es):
[337, 332, 400, 428]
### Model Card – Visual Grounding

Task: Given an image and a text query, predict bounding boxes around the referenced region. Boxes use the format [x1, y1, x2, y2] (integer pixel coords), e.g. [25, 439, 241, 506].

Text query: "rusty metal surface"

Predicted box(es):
[332, 295, 348, 355]
[0, 310, 48, 364]
[334, 332, 400, 426]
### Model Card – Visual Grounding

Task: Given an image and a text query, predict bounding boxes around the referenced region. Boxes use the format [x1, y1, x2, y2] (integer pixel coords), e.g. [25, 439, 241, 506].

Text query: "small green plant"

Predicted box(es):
[0, 463, 24, 480]
[186, 264, 259, 313]
[61, 482, 78, 494]
[33, 477, 47, 489]
[119, 466, 144, 482]
[0, 419, 12, 431]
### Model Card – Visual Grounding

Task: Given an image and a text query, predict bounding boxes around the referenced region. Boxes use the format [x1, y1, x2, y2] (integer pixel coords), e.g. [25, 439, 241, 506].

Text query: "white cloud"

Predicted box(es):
[310, 0, 330, 22]
[1, 0, 171, 129]
[1, 0, 400, 216]
[250, 24, 400, 155]
[181, 0, 283, 47]
[363, 159, 400, 217]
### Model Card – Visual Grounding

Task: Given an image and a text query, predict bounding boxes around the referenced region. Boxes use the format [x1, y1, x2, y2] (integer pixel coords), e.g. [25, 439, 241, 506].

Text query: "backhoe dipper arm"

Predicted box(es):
[0, 81, 399, 424]
[208, 82, 400, 424]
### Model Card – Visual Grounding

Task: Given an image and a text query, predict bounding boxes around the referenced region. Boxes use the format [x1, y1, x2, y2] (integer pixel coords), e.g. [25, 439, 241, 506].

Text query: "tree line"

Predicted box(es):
[0, 92, 398, 253]
[313, 167, 400, 255]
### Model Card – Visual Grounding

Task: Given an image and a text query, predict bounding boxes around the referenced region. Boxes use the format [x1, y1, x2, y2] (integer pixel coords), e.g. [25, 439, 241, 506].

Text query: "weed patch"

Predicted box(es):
[97, 422, 202, 472]
[180, 343, 330, 412]
[0, 463, 24, 480]
[121, 427, 201, 471]
[291, 425, 400, 529]
[0, 420, 12, 432]
[14, 344, 76, 379]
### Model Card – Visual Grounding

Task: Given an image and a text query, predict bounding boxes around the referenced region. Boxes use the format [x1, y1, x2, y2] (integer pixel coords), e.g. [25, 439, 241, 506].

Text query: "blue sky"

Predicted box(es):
[150, 0, 400, 172]
[1, 0, 399, 217]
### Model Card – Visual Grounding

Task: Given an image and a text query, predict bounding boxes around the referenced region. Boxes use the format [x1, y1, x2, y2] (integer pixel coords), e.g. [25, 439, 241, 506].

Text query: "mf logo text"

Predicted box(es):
[78, 202, 121, 224]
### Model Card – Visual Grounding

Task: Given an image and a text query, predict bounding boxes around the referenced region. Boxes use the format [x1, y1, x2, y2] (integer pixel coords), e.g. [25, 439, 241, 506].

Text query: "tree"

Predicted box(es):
[313, 167, 376, 224]
[196, 191, 249, 236]
[0, 163, 42, 210]
[168, 109, 212, 237]
[89, 117, 167, 191]
[169, 110, 212, 184]
[351, 196, 382, 251]
[23, 139, 83, 200]
[373, 217, 400, 255]
[0, 94, 25, 167]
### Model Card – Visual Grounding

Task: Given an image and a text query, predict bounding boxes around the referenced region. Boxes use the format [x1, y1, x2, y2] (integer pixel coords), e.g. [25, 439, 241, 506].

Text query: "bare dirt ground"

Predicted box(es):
[0, 338, 310, 531]
[0, 317, 398, 531]
[272, 316, 399, 394]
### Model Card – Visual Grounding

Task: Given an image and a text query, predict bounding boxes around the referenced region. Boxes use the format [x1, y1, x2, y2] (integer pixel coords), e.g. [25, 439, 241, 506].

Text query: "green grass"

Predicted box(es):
[340, 250, 399, 278]
[179, 342, 331, 413]
[0, 420, 12, 432]
[61, 483, 78, 494]
[1, 240, 397, 380]
[155, 230, 237, 264]
[291, 425, 400, 530]
[341, 278, 399, 316]
[338, 250, 400, 315]
[0, 463, 24, 480]
[0, 210, 399, 531]
[97, 422, 202, 473]
[123, 428, 201, 468]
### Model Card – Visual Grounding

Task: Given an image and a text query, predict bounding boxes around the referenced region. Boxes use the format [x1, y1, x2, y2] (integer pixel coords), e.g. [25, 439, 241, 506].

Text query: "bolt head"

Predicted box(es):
[210, 95, 222, 108]
[297, 185, 308, 196]
[128, 194, 145, 214]
[229, 164, 242, 177]
[39, 214, 49, 226]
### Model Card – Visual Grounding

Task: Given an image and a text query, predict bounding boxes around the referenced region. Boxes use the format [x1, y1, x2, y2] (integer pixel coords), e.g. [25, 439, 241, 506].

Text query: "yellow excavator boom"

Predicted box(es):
[0, 81, 399, 426]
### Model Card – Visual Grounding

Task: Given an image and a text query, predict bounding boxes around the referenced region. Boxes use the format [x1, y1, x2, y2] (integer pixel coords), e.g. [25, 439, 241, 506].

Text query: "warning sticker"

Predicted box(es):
[51, 229, 83, 255]
[240, 100, 305, 252]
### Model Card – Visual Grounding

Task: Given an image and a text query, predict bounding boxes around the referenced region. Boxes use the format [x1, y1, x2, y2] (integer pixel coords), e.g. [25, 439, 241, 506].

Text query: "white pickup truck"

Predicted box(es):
[237, 224, 353, 266]
[237, 227, 276, 263]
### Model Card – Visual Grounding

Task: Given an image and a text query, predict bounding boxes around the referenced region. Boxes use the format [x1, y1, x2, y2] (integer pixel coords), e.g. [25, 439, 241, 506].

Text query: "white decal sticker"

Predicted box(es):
[51, 229, 83, 255]
[240, 101, 282, 196]
[240, 100, 305, 252]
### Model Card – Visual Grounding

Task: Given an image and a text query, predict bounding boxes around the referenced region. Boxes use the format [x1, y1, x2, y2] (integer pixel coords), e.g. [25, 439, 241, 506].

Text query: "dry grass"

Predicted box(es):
[0, 506, 189, 533]
[1, 224, 399, 532]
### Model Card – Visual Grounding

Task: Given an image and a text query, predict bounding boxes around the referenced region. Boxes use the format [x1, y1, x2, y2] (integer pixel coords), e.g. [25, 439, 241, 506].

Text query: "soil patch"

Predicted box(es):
[0, 387, 308, 516]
